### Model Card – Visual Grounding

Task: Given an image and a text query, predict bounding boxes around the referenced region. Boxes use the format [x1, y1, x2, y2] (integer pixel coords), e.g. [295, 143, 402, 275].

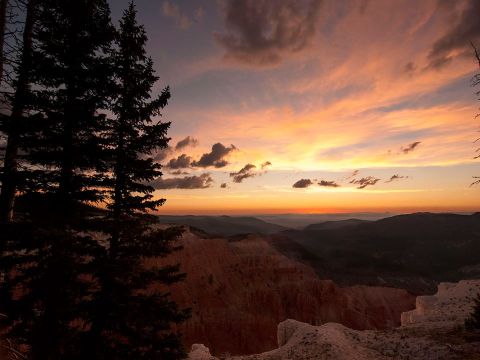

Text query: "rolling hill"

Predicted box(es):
[281, 212, 480, 293]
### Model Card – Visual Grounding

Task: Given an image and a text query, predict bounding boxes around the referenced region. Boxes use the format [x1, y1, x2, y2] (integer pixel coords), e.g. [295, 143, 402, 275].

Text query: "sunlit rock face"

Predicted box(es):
[188, 280, 480, 360]
[401, 280, 480, 328]
[150, 228, 415, 355]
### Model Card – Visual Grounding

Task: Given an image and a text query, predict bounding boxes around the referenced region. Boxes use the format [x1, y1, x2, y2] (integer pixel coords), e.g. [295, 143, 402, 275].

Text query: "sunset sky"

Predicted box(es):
[109, 0, 480, 214]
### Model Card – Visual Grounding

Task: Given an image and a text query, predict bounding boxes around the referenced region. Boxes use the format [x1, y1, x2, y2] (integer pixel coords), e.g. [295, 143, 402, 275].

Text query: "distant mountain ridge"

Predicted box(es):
[157, 215, 288, 236]
[304, 218, 370, 231]
[156, 213, 397, 236]
[281, 212, 480, 293]
[256, 212, 394, 229]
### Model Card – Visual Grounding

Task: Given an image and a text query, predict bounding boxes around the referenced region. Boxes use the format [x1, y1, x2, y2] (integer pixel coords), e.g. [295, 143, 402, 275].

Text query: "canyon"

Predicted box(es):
[151, 228, 415, 355]
[189, 280, 480, 360]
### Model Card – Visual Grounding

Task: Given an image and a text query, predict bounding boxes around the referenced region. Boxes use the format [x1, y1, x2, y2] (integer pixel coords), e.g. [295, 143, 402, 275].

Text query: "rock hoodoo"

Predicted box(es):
[152, 228, 415, 355]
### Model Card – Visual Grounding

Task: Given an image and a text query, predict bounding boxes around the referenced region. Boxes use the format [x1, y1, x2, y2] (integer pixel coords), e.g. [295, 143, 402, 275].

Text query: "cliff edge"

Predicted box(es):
[188, 280, 480, 360]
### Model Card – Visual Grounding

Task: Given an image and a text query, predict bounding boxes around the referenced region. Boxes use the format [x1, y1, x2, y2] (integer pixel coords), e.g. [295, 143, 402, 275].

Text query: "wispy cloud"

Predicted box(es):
[385, 174, 409, 183]
[151, 173, 214, 189]
[175, 136, 199, 151]
[401, 141, 421, 154]
[192, 143, 237, 168]
[292, 178, 313, 188]
[345, 170, 359, 180]
[215, 0, 322, 66]
[138, 0, 480, 213]
[169, 170, 190, 176]
[230, 163, 257, 183]
[261, 161, 272, 170]
[167, 154, 193, 169]
[318, 180, 340, 187]
[162, 1, 204, 30]
[428, 0, 480, 69]
[153, 146, 173, 162]
[162, 1, 191, 29]
[350, 176, 381, 189]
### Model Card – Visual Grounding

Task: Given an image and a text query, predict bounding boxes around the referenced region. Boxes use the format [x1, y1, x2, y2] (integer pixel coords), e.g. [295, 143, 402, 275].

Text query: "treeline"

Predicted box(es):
[0, 0, 189, 359]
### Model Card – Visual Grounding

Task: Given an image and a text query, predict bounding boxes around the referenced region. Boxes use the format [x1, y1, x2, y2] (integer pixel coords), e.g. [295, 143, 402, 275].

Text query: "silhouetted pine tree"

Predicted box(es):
[1, 0, 115, 358]
[0, 1, 38, 348]
[1, 1, 188, 358]
[25, 0, 114, 212]
[83, 3, 189, 359]
[465, 293, 480, 331]
[0, 0, 36, 223]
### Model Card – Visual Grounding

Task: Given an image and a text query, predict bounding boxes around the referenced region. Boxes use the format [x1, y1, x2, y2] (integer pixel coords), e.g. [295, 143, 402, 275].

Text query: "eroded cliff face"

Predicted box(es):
[189, 280, 480, 360]
[240, 280, 480, 360]
[148, 228, 415, 356]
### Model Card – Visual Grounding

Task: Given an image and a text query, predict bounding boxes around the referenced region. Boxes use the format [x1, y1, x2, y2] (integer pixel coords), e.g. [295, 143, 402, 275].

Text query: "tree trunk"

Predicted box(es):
[59, 94, 74, 215]
[0, 0, 36, 223]
[59, 8, 81, 217]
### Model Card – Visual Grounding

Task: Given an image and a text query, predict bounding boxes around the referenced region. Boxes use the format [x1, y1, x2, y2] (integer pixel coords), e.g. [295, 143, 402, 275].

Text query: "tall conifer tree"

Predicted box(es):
[26, 0, 114, 212]
[84, 3, 189, 359]
[1, 0, 114, 358]
[2, 2, 188, 358]
[0, 0, 36, 223]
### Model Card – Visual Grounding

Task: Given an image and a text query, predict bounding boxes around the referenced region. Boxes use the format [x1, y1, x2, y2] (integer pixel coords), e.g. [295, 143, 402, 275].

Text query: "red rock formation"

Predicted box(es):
[147, 229, 415, 356]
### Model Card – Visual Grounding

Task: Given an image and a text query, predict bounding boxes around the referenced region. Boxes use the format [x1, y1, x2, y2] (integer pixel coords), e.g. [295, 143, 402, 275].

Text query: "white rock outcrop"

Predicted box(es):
[401, 280, 480, 328]
[188, 344, 216, 360]
[249, 321, 383, 360]
[187, 280, 480, 360]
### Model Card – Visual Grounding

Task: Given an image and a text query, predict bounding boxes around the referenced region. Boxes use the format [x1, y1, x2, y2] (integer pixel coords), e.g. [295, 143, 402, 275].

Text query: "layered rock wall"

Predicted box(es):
[151, 229, 415, 355]
[188, 280, 480, 360]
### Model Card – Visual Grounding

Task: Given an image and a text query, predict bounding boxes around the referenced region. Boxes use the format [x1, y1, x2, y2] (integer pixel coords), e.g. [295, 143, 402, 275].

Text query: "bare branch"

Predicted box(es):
[471, 41, 480, 68]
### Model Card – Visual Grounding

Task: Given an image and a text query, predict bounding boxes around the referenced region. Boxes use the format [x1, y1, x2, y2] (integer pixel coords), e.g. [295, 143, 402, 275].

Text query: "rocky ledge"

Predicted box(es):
[188, 280, 480, 360]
